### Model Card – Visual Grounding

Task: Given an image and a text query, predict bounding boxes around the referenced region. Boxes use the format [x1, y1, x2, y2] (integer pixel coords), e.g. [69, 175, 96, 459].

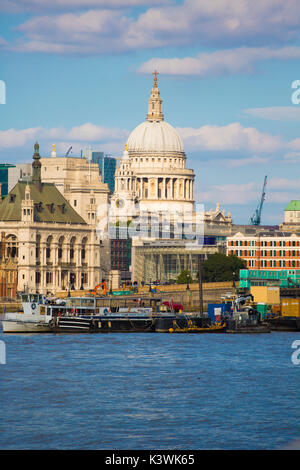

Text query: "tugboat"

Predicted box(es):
[1, 293, 54, 333]
[224, 295, 271, 334]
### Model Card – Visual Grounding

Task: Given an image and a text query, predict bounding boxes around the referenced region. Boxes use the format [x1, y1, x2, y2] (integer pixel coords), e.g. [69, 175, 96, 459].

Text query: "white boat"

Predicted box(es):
[1, 294, 54, 333]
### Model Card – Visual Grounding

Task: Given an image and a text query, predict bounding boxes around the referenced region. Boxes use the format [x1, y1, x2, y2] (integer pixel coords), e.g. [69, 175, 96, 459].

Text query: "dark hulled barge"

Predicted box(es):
[2, 293, 212, 333]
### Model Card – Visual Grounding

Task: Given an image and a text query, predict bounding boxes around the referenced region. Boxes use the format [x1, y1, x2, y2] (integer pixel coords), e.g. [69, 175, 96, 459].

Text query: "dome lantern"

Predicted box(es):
[127, 71, 184, 155]
[146, 70, 164, 122]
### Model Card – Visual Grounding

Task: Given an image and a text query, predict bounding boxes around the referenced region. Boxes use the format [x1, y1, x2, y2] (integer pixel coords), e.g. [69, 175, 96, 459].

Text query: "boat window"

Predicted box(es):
[80, 298, 94, 307]
[30, 294, 39, 302]
[22, 294, 29, 302]
[46, 308, 51, 316]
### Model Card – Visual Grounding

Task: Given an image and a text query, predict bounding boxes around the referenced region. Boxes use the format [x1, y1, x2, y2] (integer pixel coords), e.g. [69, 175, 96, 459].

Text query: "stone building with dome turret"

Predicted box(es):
[0, 143, 102, 296]
[111, 72, 195, 221]
[108, 74, 232, 284]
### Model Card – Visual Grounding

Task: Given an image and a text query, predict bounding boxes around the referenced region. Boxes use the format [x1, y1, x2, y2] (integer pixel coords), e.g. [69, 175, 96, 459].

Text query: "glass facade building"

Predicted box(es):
[0, 163, 15, 196]
[82, 150, 117, 193]
[0, 164, 32, 197]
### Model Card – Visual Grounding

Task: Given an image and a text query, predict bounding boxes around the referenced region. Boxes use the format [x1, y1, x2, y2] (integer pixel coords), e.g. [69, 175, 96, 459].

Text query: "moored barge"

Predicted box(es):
[1, 293, 204, 334]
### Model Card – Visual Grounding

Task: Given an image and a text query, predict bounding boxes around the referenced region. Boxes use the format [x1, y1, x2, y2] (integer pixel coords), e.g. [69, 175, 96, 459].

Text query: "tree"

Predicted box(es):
[201, 253, 246, 283]
[177, 270, 193, 284]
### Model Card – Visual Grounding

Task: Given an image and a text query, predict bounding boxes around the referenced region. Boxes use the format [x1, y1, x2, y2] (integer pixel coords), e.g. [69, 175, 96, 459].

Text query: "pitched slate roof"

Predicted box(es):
[0, 181, 86, 225]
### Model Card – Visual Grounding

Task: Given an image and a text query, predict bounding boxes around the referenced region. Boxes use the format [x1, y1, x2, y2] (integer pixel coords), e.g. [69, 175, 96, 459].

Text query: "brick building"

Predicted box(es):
[227, 231, 300, 270]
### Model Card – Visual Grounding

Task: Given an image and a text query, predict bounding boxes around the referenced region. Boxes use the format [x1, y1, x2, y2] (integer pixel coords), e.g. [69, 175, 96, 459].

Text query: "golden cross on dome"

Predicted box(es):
[153, 70, 159, 87]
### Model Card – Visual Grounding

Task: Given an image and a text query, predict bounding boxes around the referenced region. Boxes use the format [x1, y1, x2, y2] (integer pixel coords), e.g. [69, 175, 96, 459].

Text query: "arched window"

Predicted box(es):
[36, 234, 41, 260]
[6, 234, 18, 259]
[70, 236, 76, 261]
[58, 236, 64, 260]
[81, 237, 88, 261]
[46, 235, 52, 260]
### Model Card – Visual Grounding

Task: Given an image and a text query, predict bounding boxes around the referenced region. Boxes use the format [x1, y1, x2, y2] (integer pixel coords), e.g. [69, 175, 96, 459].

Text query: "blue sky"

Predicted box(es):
[1, 0, 300, 224]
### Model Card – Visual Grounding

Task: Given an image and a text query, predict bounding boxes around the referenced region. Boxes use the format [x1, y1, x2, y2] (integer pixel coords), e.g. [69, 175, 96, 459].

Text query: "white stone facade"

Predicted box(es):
[1, 221, 100, 295]
[41, 152, 110, 226]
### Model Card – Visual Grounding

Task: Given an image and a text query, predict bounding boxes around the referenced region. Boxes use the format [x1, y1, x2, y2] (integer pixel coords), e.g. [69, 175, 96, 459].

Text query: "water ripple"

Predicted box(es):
[0, 332, 299, 449]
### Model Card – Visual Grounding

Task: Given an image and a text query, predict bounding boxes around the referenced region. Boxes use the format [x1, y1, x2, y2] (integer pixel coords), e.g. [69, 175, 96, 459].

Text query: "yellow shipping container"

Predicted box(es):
[272, 304, 281, 315]
[281, 298, 300, 317]
[250, 286, 280, 305]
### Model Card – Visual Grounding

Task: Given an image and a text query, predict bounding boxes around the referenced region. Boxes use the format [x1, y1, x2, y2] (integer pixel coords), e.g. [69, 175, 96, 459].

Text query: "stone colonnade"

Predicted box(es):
[117, 176, 194, 201]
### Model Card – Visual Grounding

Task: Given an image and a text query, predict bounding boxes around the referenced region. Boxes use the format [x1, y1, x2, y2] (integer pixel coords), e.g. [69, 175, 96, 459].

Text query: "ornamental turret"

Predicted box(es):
[32, 142, 42, 192]
[21, 183, 34, 223]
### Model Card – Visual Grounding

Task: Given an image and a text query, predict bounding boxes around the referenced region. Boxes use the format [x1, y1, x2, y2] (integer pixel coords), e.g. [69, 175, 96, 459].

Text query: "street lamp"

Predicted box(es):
[186, 281, 191, 306]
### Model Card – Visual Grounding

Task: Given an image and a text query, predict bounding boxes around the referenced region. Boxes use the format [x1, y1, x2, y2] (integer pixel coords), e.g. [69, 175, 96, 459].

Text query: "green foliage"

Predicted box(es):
[201, 253, 246, 282]
[177, 270, 193, 284]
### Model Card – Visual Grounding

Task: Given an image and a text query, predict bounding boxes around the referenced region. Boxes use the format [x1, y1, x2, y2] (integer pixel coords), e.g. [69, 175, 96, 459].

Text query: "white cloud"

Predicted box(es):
[133, 0, 300, 48]
[287, 138, 300, 151]
[0, 123, 129, 153]
[196, 182, 259, 205]
[0, 0, 168, 13]
[138, 46, 300, 77]
[0, 127, 43, 148]
[13, 9, 133, 54]
[283, 151, 300, 162]
[177, 123, 283, 153]
[0, 122, 282, 156]
[196, 177, 298, 208]
[244, 106, 300, 121]
[66, 123, 128, 142]
[267, 177, 300, 190]
[224, 155, 270, 168]
[5, 1, 300, 55]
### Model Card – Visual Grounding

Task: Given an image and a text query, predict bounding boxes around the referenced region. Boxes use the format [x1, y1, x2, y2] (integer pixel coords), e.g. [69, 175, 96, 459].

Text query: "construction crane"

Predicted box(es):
[250, 175, 267, 226]
[65, 146, 72, 157]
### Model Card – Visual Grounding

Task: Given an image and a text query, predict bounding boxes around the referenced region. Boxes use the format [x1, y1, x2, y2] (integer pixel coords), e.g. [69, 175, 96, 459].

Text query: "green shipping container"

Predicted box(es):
[256, 303, 267, 320]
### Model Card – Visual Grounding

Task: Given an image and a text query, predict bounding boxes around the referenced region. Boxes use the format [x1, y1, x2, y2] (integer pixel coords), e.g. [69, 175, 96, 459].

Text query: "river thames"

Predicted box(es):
[0, 331, 299, 450]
